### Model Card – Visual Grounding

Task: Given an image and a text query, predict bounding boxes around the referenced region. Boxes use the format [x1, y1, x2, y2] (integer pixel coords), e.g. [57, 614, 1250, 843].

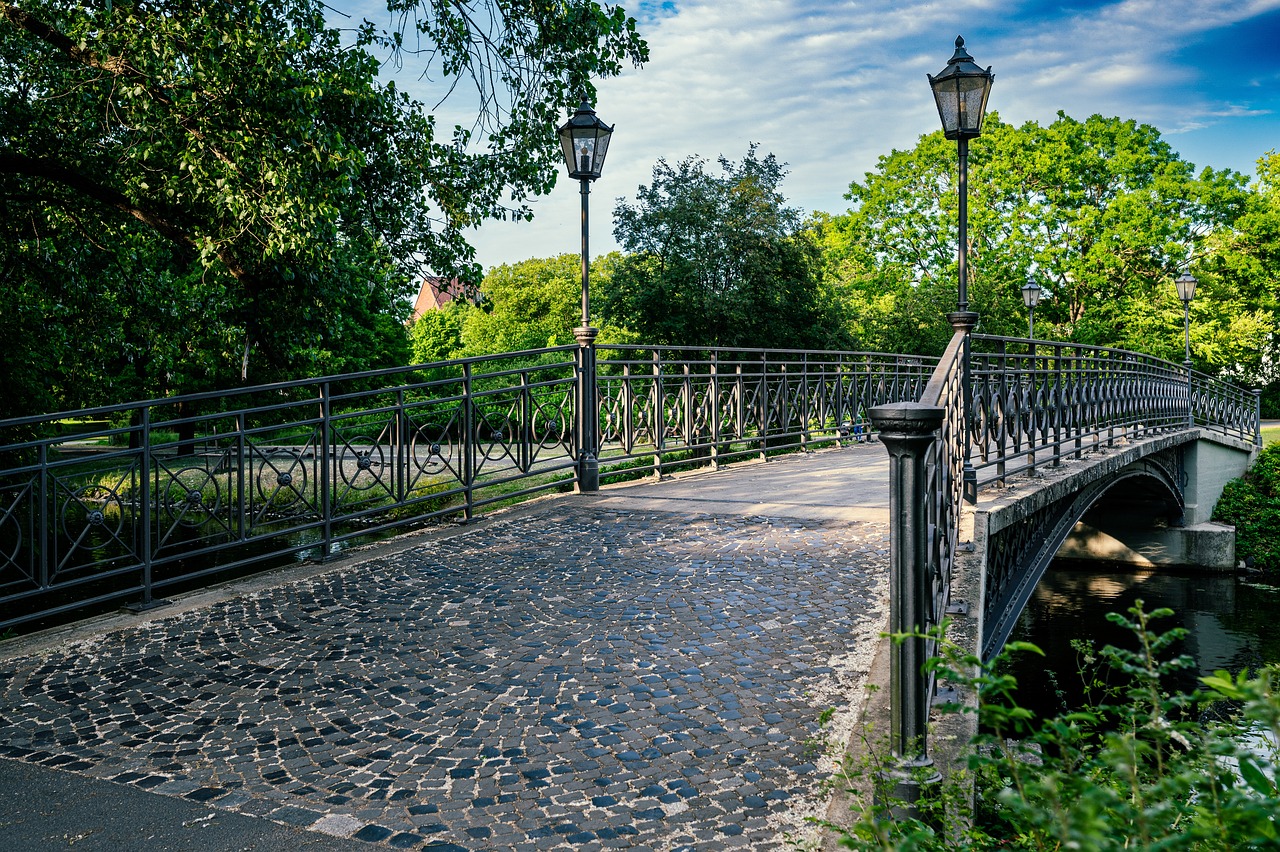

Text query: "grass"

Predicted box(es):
[1263, 425, 1280, 446]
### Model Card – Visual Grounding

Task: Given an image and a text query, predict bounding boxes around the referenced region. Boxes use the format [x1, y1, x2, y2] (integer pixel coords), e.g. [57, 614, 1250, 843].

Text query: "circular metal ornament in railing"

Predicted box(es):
[531, 397, 570, 452]
[162, 467, 221, 527]
[61, 484, 125, 540]
[255, 450, 307, 509]
[411, 429, 455, 477]
[339, 439, 385, 491]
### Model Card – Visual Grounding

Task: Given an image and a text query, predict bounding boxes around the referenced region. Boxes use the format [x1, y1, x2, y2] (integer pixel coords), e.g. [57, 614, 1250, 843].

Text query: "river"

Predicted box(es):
[1004, 562, 1280, 718]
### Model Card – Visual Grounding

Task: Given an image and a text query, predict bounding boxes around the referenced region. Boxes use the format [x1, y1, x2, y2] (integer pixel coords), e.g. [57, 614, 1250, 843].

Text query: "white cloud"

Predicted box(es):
[418, 0, 1280, 272]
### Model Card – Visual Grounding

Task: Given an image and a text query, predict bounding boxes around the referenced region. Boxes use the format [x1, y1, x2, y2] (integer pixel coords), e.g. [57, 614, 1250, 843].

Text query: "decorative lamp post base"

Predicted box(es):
[877, 756, 943, 821]
[946, 311, 979, 333]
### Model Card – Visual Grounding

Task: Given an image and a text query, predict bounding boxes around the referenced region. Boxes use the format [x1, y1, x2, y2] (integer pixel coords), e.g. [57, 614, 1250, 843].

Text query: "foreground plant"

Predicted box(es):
[822, 602, 1280, 850]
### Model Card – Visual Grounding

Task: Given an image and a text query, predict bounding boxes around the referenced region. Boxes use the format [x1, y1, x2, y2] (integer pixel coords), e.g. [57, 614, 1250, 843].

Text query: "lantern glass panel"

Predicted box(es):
[1022, 282, 1042, 309]
[1175, 273, 1197, 303]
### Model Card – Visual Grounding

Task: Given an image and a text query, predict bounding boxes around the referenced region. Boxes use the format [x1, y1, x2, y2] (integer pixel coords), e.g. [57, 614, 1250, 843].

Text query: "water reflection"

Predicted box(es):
[1005, 562, 1280, 718]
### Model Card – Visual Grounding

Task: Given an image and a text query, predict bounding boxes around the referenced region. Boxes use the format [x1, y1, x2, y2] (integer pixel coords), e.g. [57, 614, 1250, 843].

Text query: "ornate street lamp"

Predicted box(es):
[558, 98, 614, 492]
[1176, 271, 1197, 426]
[929, 35, 994, 318]
[930, 36, 993, 500]
[1021, 279, 1042, 339]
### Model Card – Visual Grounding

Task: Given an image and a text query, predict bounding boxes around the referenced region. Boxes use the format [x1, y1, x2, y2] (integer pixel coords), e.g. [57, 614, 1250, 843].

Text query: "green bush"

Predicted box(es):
[825, 603, 1280, 850]
[1213, 443, 1280, 571]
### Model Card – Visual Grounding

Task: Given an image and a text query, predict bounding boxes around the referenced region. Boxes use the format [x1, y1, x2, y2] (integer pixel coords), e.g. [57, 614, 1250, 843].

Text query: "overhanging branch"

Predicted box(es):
[0, 152, 251, 284]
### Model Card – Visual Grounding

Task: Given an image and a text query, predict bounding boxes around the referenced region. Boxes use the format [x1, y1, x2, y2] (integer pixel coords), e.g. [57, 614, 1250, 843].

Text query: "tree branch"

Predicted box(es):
[0, 3, 129, 74]
[0, 152, 251, 284]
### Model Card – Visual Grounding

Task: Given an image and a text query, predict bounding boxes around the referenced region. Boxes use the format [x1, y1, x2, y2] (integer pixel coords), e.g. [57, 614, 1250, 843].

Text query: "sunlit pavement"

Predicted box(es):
[0, 446, 889, 851]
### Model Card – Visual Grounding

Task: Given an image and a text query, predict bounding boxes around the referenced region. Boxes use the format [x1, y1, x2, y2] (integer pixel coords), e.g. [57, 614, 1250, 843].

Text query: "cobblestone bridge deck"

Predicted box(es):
[0, 445, 890, 851]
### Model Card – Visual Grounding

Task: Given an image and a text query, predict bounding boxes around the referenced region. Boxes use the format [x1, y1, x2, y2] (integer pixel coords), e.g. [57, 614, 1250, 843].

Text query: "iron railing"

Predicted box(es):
[969, 335, 1261, 487]
[870, 330, 1262, 776]
[595, 346, 935, 475]
[920, 331, 967, 634]
[0, 345, 934, 631]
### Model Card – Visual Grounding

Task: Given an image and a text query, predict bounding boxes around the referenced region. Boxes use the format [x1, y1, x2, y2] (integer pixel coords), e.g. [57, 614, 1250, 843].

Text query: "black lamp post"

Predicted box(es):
[929, 36, 994, 320]
[1021, 279, 1042, 339]
[1175, 271, 1197, 426]
[558, 98, 613, 492]
[929, 36, 993, 504]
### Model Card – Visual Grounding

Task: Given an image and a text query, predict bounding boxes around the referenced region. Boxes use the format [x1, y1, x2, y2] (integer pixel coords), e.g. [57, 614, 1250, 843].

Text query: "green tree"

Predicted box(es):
[458, 253, 631, 356]
[409, 299, 472, 365]
[1197, 151, 1280, 399]
[823, 113, 1259, 361]
[0, 0, 646, 415]
[604, 147, 850, 350]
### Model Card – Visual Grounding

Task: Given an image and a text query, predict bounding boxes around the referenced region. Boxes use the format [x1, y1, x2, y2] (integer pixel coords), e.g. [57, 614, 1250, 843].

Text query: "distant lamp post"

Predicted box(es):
[558, 98, 614, 492]
[1175, 271, 1197, 426]
[1021, 279, 1042, 339]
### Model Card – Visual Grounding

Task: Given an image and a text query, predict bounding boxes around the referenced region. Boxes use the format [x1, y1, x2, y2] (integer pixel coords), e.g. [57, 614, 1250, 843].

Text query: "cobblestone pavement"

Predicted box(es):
[0, 454, 889, 851]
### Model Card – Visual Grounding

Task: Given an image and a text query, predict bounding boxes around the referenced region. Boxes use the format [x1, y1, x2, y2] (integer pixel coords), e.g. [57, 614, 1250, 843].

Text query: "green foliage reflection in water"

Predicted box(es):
[824, 602, 1280, 850]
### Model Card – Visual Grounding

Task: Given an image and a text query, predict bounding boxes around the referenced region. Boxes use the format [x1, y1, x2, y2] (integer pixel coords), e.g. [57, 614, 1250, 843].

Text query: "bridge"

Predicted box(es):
[0, 329, 1262, 840]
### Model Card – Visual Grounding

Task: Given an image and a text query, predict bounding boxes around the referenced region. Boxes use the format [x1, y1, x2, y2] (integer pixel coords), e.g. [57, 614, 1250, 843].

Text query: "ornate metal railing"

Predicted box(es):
[969, 335, 1261, 487]
[0, 348, 583, 630]
[0, 344, 935, 631]
[920, 332, 967, 631]
[595, 346, 935, 475]
[869, 329, 1262, 777]
[864, 329, 966, 776]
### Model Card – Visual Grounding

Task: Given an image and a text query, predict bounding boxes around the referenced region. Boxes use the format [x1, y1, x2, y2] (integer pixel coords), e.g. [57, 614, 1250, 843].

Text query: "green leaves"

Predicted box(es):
[1212, 444, 1280, 571]
[0, 0, 647, 412]
[605, 147, 847, 350]
[822, 112, 1271, 365]
[838, 605, 1280, 851]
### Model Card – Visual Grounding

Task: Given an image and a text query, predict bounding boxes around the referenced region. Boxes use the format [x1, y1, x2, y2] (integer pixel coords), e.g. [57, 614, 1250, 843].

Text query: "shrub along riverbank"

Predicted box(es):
[1214, 442, 1280, 572]
[825, 603, 1280, 850]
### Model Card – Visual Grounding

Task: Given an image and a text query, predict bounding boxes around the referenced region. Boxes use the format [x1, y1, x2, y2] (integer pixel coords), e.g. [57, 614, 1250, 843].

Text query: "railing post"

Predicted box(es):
[1186, 361, 1195, 429]
[1027, 340, 1037, 476]
[710, 351, 721, 469]
[800, 353, 811, 452]
[320, 383, 333, 554]
[868, 401, 945, 811]
[139, 406, 155, 608]
[1053, 344, 1063, 467]
[996, 339, 1007, 486]
[947, 312, 979, 502]
[575, 327, 600, 492]
[682, 361, 694, 450]
[758, 352, 769, 461]
[1254, 389, 1263, 448]
[520, 371, 533, 474]
[735, 362, 745, 449]
[462, 364, 475, 520]
[621, 362, 635, 455]
[396, 389, 407, 503]
[37, 443, 49, 591]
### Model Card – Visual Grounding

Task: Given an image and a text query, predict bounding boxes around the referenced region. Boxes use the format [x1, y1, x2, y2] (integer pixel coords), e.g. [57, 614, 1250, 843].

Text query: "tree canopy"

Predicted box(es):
[407, 253, 633, 364]
[0, 0, 646, 416]
[819, 113, 1270, 372]
[603, 147, 849, 350]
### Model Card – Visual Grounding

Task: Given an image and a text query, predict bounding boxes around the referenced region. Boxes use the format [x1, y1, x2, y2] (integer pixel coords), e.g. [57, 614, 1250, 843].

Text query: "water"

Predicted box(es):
[1004, 562, 1280, 718]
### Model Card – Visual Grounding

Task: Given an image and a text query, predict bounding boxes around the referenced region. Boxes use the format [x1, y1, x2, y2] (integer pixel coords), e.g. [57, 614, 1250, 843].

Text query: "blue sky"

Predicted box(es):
[352, 0, 1280, 272]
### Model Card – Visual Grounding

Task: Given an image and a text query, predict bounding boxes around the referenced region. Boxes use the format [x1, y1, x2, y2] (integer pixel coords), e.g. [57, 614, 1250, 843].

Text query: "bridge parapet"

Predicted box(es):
[969, 335, 1260, 488]
[872, 330, 1261, 779]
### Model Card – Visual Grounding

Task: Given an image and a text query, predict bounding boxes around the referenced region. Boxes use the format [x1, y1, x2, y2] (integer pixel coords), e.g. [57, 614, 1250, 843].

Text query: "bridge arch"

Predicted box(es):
[979, 445, 1186, 661]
